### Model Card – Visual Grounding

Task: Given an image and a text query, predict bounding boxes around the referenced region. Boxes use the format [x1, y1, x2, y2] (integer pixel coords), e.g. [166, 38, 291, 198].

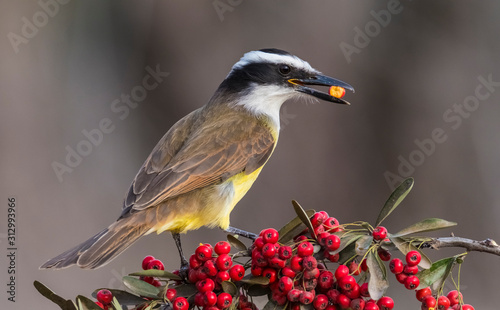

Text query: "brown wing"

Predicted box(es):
[122, 106, 276, 214]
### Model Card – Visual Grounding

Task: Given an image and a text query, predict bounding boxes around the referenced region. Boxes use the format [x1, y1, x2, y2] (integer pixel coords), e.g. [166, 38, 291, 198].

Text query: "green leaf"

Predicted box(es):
[34, 280, 77, 310]
[416, 255, 464, 290]
[292, 200, 316, 238]
[355, 235, 373, 256]
[337, 241, 358, 265]
[123, 276, 160, 299]
[247, 284, 271, 296]
[227, 234, 248, 252]
[393, 218, 457, 237]
[375, 177, 414, 227]
[332, 232, 364, 255]
[111, 296, 124, 310]
[129, 269, 182, 280]
[389, 235, 432, 269]
[240, 275, 270, 285]
[221, 281, 238, 296]
[366, 251, 389, 300]
[92, 289, 146, 306]
[76, 295, 102, 310]
[278, 209, 316, 243]
[263, 299, 287, 310]
[171, 283, 197, 298]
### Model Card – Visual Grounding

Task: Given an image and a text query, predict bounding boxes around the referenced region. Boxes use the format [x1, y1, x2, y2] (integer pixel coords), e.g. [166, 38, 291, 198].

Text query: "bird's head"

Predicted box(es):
[217, 49, 354, 120]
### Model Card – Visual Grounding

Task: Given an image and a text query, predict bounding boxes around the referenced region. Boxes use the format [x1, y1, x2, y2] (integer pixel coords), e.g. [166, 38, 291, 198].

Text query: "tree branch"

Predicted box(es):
[421, 236, 500, 256]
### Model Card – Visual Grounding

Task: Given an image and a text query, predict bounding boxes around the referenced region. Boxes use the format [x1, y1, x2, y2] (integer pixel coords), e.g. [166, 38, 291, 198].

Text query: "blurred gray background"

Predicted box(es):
[1, 0, 499, 308]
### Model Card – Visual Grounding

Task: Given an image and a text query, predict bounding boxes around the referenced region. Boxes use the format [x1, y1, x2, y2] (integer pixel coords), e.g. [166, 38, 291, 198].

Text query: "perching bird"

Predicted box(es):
[40, 48, 354, 270]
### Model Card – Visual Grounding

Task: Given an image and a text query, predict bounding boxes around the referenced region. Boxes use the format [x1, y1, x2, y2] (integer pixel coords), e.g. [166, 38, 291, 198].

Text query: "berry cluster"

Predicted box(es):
[140, 255, 165, 287]
[389, 250, 421, 290]
[416, 288, 475, 310]
[95, 289, 113, 309]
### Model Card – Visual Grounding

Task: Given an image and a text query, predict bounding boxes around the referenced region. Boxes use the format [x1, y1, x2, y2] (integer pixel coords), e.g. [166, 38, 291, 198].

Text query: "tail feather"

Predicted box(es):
[40, 216, 151, 270]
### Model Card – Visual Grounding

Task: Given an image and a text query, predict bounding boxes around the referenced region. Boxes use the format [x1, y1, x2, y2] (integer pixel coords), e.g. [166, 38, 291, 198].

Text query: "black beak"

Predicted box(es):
[288, 74, 355, 105]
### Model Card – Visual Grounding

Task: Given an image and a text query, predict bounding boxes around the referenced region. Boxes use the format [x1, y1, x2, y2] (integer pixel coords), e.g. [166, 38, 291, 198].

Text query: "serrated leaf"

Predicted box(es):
[366, 251, 389, 300]
[355, 235, 373, 256]
[278, 209, 316, 243]
[221, 281, 238, 296]
[389, 235, 432, 269]
[375, 178, 414, 227]
[416, 255, 461, 290]
[393, 218, 457, 237]
[247, 284, 271, 296]
[292, 200, 316, 238]
[240, 275, 270, 285]
[227, 234, 247, 252]
[123, 276, 160, 299]
[129, 269, 181, 280]
[34, 280, 77, 310]
[76, 295, 102, 310]
[92, 289, 146, 306]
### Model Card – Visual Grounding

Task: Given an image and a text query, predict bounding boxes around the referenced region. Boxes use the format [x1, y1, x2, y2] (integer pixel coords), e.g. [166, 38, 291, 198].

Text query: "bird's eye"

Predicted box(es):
[278, 64, 291, 75]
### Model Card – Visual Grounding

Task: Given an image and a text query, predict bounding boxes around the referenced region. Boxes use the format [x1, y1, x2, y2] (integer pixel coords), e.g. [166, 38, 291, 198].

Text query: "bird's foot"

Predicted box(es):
[224, 226, 258, 240]
[177, 257, 189, 282]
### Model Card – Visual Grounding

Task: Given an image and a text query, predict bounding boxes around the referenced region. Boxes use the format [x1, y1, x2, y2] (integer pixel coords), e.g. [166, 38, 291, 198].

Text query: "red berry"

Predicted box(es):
[96, 289, 113, 305]
[95, 302, 104, 309]
[406, 250, 422, 267]
[365, 301, 380, 310]
[261, 228, 279, 244]
[282, 267, 296, 278]
[447, 290, 463, 306]
[290, 255, 304, 272]
[404, 264, 419, 275]
[377, 248, 391, 261]
[278, 276, 293, 293]
[262, 267, 277, 283]
[215, 270, 230, 283]
[300, 291, 315, 305]
[324, 250, 339, 263]
[214, 241, 231, 255]
[142, 255, 155, 270]
[165, 288, 177, 301]
[311, 212, 327, 228]
[349, 261, 360, 275]
[278, 245, 293, 260]
[317, 232, 331, 246]
[251, 264, 262, 276]
[372, 226, 388, 241]
[338, 275, 356, 291]
[304, 278, 318, 291]
[313, 294, 329, 310]
[416, 287, 432, 302]
[268, 256, 286, 269]
[404, 275, 420, 290]
[196, 278, 215, 293]
[203, 291, 217, 307]
[195, 245, 213, 262]
[253, 237, 265, 249]
[303, 256, 318, 271]
[189, 254, 202, 269]
[304, 267, 320, 280]
[147, 259, 164, 270]
[377, 296, 394, 309]
[437, 295, 451, 310]
[324, 217, 340, 231]
[461, 305, 475, 310]
[229, 264, 245, 281]
[262, 243, 277, 258]
[314, 225, 325, 236]
[395, 272, 408, 284]
[173, 296, 188, 310]
[216, 254, 233, 271]
[287, 289, 302, 302]
[360, 283, 370, 297]
[334, 265, 349, 280]
[325, 234, 341, 251]
[318, 270, 334, 291]
[297, 241, 314, 257]
[326, 289, 340, 303]
[273, 291, 287, 306]
[202, 259, 218, 277]
[389, 258, 404, 274]
[351, 298, 366, 310]
[422, 295, 437, 309]
[344, 283, 361, 299]
[336, 294, 351, 309]
[217, 292, 233, 309]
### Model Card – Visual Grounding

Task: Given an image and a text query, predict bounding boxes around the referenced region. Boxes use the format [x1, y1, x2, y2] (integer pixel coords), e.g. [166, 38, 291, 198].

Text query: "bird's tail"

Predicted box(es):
[40, 213, 152, 269]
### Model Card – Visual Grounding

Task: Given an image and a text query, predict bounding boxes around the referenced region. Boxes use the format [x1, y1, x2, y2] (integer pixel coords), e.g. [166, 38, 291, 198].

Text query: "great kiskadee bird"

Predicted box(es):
[40, 48, 353, 270]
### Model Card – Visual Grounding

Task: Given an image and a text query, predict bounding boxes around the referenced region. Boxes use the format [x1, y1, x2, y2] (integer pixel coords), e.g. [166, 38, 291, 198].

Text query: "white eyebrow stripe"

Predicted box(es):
[230, 50, 317, 73]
